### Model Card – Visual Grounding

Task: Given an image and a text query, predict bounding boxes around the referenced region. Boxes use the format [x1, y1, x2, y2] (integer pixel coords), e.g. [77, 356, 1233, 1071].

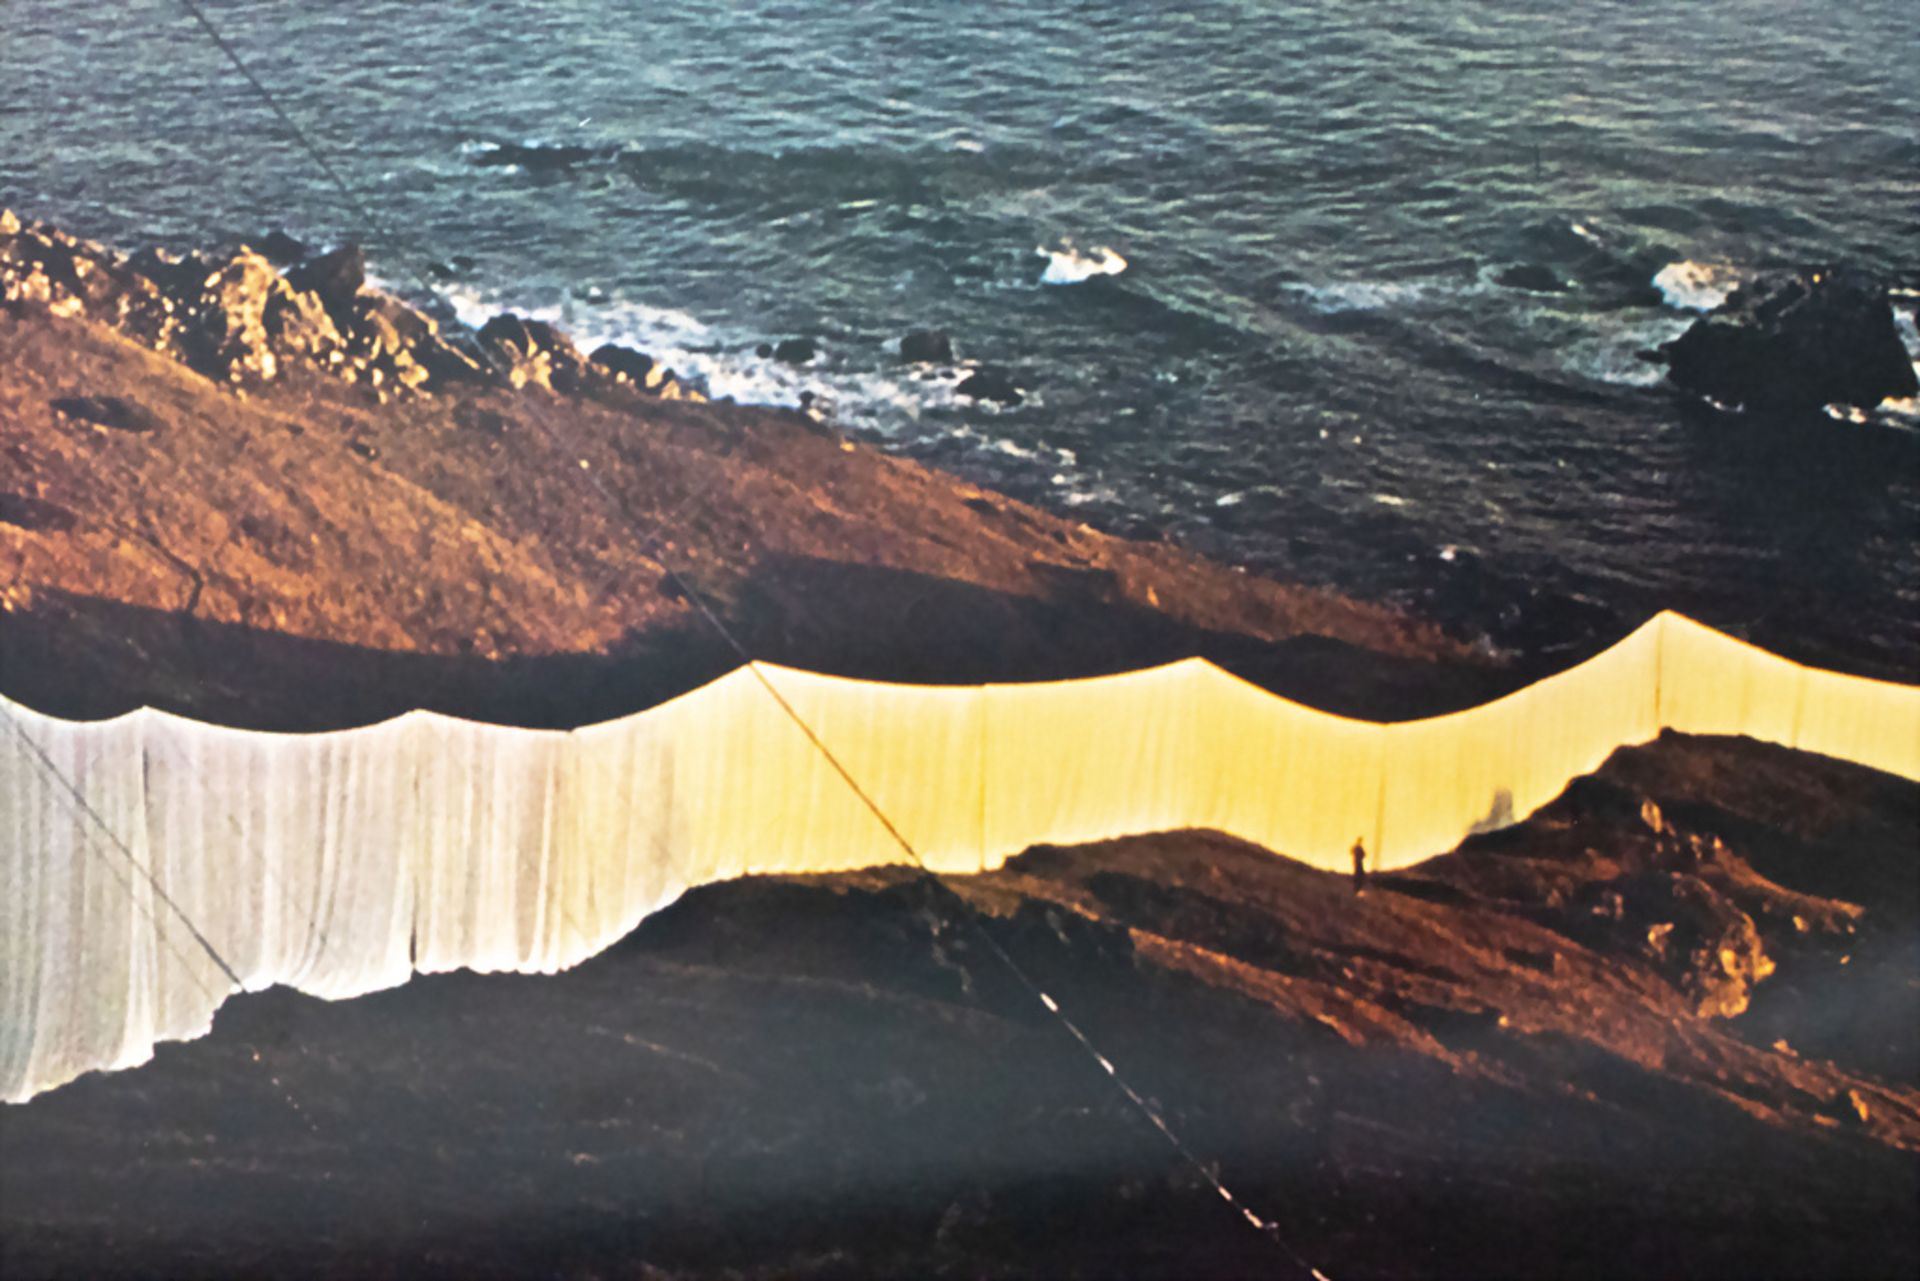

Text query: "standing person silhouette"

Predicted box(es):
[1350, 836, 1367, 896]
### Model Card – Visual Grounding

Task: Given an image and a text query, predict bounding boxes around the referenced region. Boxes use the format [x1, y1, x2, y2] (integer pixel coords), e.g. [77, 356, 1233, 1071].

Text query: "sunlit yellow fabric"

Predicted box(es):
[983, 662, 1209, 860]
[1187, 661, 1387, 861]
[1375, 620, 1664, 866]
[2, 612, 1914, 1102]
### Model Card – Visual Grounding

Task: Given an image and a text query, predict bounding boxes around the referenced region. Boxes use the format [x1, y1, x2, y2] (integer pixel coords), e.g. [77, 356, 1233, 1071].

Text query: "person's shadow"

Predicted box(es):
[1467, 787, 1516, 837]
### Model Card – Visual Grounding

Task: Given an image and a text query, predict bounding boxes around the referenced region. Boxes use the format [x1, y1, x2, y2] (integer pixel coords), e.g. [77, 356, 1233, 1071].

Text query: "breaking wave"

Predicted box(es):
[1038, 243, 1128, 286]
[1652, 260, 1741, 312]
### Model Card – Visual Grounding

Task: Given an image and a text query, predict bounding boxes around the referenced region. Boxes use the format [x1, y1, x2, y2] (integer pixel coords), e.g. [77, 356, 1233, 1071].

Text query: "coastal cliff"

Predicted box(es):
[1, 214, 1490, 730]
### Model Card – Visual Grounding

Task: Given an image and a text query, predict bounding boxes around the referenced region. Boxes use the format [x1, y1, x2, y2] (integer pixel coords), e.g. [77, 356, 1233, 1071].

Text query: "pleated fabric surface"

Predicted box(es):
[3, 612, 1915, 1102]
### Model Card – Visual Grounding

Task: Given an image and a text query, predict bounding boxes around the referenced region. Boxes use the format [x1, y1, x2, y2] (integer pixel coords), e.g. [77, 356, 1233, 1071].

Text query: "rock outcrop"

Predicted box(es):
[1657, 267, 1918, 414]
[956, 364, 1025, 406]
[0, 211, 696, 405]
[899, 328, 953, 363]
[1495, 263, 1565, 293]
[771, 336, 817, 365]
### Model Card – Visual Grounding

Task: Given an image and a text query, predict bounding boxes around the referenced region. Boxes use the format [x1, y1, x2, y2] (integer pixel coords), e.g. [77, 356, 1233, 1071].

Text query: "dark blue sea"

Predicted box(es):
[5, 0, 1917, 673]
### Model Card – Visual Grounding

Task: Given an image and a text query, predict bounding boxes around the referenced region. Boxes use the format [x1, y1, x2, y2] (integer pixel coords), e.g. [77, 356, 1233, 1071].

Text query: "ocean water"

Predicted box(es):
[4, 0, 1917, 674]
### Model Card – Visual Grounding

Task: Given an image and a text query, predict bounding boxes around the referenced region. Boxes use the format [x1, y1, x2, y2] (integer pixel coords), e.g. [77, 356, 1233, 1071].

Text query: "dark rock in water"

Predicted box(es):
[772, 336, 817, 365]
[50, 394, 165, 435]
[255, 230, 310, 265]
[285, 243, 367, 325]
[590, 341, 695, 399]
[1495, 264, 1566, 293]
[1658, 268, 1918, 414]
[478, 312, 551, 354]
[899, 329, 954, 363]
[590, 343, 654, 384]
[956, 365, 1024, 406]
[755, 342, 773, 358]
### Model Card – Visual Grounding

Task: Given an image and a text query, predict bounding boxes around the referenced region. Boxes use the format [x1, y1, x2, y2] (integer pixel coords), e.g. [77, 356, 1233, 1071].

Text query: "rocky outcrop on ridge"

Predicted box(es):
[0, 210, 700, 403]
[1658, 266, 1919, 414]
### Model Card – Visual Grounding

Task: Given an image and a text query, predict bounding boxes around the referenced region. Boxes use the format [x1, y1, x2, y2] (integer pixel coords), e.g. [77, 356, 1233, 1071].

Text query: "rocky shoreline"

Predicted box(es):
[0, 209, 705, 404]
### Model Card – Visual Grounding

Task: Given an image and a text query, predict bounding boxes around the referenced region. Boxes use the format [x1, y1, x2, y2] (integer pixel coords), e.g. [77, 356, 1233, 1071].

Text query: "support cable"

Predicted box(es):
[3, 713, 242, 992]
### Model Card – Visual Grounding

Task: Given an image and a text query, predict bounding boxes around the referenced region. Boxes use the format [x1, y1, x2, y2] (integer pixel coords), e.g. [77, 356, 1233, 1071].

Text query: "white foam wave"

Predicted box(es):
[988, 437, 1042, 460]
[1653, 260, 1740, 312]
[1569, 221, 1606, 250]
[1864, 308, 1919, 426]
[1214, 484, 1287, 509]
[1892, 305, 1920, 360]
[1560, 312, 1693, 388]
[438, 282, 969, 432]
[1290, 279, 1435, 313]
[1038, 243, 1128, 286]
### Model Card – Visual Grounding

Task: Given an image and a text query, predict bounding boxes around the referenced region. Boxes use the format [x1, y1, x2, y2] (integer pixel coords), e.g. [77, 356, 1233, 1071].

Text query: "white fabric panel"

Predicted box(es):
[1, 613, 1914, 1102]
[1793, 666, 1920, 780]
[138, 711, 417, 1001]
[982, 662, 1205, 862]
[1376, 687, 1533, 872]
[1187, 662, 1386, 866]
[1386, 616, 1664, 868]
[1657, 612, 1809, 745]
[3, 707, 231, 1099]
[560, 670, 764, 965]
[404, 713, 569, 974]
[751, 665, 987, 875]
